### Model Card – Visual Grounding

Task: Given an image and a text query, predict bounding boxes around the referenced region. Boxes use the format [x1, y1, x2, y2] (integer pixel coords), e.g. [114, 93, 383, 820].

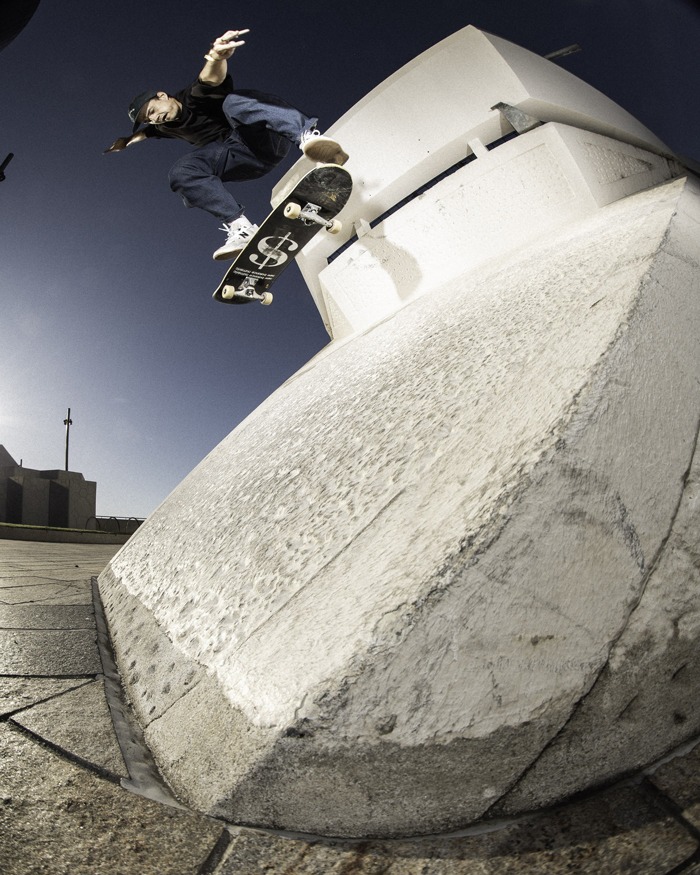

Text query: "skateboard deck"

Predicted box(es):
[213, 164, 352, 306]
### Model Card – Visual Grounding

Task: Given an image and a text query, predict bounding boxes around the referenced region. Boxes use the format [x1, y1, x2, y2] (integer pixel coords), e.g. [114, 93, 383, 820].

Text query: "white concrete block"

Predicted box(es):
[317, 124, 678, 338]
[99, 175, 700, 837]
[271, 25, 676, 333]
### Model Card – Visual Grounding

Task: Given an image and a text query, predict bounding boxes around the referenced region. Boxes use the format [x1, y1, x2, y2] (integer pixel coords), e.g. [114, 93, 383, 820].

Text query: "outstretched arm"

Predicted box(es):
[199, 29, 249, 86]
[104, 29, 249, 154]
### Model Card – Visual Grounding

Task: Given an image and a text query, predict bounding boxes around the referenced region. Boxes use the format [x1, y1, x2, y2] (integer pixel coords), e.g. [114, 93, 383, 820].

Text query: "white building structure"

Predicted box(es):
[274, 25, 681, 339]
[99, 27, 700, 837]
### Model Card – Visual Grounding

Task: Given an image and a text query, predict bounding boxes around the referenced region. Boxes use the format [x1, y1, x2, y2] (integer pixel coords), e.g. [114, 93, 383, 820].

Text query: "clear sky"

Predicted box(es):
[1, 0, 698, 518]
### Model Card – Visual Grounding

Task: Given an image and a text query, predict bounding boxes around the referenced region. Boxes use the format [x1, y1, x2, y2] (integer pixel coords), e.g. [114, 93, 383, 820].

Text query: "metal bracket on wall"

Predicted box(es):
[491, 102, 543, 135]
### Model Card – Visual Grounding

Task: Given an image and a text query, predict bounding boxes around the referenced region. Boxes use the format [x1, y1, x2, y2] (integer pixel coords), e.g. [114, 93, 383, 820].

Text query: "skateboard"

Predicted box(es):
[213, 164, 352, 306]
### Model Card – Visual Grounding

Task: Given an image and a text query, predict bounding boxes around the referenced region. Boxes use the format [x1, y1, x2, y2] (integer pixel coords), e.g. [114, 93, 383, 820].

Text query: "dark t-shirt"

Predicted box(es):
[144, 76, 233, 147]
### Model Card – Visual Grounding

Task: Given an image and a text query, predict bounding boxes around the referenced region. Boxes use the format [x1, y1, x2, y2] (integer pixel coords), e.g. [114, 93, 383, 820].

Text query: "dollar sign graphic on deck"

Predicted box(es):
[250, 233, 298, 268]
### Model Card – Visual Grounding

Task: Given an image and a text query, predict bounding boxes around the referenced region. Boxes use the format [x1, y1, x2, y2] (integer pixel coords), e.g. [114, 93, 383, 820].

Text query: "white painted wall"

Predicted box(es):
[272, 25, 676, 336]
[317, 124, 679, 338]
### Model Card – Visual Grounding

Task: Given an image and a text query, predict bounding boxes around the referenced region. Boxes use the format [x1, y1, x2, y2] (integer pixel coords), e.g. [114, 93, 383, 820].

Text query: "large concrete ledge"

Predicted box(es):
[99, 175, 700, 837]
[316, 123, 681, 338]
[272, 25, 676, 335]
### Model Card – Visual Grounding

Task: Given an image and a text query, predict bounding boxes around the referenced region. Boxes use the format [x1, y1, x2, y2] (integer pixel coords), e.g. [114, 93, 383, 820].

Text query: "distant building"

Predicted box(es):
[0, 445, 97, 529]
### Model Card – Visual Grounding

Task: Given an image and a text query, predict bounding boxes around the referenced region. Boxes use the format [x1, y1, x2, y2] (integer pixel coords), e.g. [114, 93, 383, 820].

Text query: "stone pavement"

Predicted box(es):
[1, 538, 699, 874]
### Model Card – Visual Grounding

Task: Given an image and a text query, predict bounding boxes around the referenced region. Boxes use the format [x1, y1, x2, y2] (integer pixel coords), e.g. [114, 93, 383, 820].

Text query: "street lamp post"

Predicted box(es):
[0, 153, 14, 182]
[63, 408, 73, 471]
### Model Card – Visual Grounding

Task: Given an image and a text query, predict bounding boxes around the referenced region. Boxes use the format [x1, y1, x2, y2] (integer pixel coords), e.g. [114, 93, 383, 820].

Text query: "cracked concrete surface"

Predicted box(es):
[98, 175, 700, 836]
[2, 538, 700, 872]
[491, 413, 700, 817]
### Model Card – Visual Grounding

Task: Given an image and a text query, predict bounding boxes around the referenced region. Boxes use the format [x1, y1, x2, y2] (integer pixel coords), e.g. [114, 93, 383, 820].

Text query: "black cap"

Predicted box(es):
[128, 90, 158, 131]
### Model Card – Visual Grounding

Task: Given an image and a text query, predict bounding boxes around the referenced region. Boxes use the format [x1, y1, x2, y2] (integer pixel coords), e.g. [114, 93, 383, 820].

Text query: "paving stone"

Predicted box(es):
[0, 580, 92, 606]
[11, 679, 127, 778]
[216, 784, 697, 874]
[0, 678, 87, 718]
[687, 805, 700, 834]
[0, 542, 120, 573]
[0, 604, 95, 629]
[649, 741, 700, 832]
[0, 628, 100, 675]
[0, 723, 224, 875]
[0, 542, 118, 611]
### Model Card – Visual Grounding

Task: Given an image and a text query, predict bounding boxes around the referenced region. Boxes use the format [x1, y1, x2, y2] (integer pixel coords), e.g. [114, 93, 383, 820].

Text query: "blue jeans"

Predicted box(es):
[168, 90, 317, 222]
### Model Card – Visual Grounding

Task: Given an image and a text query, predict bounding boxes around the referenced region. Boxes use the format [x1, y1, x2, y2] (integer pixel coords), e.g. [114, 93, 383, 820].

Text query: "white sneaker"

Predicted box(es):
[300, 129, 349, 166]
[212, 216, 259, 261]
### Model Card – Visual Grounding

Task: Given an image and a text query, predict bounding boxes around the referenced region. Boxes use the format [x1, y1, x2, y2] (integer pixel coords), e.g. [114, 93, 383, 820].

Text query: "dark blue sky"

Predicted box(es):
[1, 0, 698, 517]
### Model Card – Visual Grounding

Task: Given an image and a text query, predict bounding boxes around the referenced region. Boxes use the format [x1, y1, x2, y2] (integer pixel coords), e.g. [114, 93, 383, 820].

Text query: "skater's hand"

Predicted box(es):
[103, 137, 129, 153]
[103, 131, 146, 154]
[207, 29, 249, 60]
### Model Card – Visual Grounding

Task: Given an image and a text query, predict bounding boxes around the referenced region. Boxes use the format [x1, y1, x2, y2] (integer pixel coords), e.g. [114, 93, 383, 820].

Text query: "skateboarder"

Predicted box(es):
[105, 29, 348, 261]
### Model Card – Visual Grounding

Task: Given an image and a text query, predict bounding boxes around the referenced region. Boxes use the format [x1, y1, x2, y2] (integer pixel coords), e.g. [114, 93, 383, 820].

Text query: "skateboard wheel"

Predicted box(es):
[261, 292, 273, 306]
[327, 219, 342, 235]
[221, 285, 235, 300]
[284, 202, 302, 219]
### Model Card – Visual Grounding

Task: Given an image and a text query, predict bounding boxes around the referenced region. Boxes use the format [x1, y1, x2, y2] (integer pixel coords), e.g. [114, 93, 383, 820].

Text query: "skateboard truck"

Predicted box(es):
[221, 280, 273, 305]
[284, 201, 343, 235]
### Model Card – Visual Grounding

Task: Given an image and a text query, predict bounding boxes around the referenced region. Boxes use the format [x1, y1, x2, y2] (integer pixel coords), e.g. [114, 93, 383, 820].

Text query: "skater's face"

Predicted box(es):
[139, 92, 182, 125]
